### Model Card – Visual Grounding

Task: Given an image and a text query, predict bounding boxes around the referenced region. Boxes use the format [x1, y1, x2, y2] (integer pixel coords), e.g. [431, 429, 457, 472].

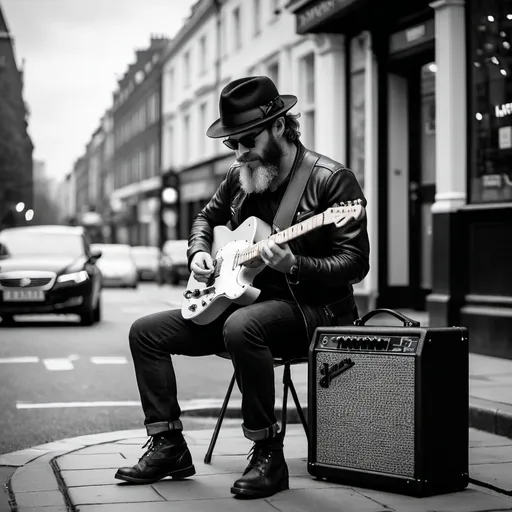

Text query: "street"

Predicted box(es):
[0, 283, 237, 455]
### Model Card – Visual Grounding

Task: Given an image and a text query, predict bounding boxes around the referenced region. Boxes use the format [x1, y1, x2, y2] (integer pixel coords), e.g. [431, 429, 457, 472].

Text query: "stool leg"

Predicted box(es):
[281, 362, 291, 438]
[204, 371, 236, 464]
[288, 376, 309, 441]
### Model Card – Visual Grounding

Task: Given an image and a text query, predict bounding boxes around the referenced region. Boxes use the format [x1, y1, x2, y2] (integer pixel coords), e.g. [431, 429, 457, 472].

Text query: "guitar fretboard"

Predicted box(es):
[236, 212, 325, 265]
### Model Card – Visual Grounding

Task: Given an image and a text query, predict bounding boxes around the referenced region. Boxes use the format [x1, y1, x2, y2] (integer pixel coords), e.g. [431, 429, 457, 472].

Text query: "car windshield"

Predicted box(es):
[0, 231, 84, 257]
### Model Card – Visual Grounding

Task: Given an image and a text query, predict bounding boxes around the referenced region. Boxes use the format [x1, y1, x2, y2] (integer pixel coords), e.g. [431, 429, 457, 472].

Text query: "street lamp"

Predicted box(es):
[16, 202, 25, 213]
[25, 209, 34, 222]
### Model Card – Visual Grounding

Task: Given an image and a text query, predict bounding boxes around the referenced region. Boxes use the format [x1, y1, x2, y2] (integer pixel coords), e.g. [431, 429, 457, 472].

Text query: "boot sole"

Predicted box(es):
[231, 477, 289, 499]
[115, 464, 196, 484]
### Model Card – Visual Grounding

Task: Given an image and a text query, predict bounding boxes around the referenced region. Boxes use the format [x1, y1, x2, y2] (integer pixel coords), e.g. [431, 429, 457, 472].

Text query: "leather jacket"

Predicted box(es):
[187, 142, 370, 339]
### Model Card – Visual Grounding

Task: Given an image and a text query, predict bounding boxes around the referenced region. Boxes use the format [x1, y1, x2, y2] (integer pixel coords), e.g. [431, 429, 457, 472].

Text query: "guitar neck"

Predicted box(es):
[237, 212, 326, 265]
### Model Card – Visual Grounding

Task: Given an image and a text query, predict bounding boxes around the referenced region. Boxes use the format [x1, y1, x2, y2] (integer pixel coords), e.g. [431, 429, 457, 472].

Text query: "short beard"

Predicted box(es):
[239, 163, 279, 194]
[237, 132, 282, 194]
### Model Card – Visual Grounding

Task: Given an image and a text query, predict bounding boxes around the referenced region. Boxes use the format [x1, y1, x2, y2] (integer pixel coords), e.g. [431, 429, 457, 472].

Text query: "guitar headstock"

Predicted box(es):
[324, 199, 365, 228]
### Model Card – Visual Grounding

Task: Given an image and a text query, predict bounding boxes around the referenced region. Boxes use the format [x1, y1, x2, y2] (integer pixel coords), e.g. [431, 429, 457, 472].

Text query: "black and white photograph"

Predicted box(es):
[0, 0, 511, 510]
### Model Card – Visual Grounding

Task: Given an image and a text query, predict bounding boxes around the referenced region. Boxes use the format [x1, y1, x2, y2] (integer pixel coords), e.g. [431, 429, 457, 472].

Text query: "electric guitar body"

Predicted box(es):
[181, 202, 365, 325]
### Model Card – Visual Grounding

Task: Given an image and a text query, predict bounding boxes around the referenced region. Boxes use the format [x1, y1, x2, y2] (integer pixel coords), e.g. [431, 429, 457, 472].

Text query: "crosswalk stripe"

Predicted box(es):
[0, 357, 39, 364]
[43, 359, 74, 371]
[90, 357, 128, 365]
[15, 398, 247, 411]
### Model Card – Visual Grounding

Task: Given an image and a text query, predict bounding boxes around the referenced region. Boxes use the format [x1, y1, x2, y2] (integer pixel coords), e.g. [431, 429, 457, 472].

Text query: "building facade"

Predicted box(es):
[0, 6, 33, 229]
[160, 0, 377, 312]
[287, 0, 512, 358]
[110, 35, 169, 247]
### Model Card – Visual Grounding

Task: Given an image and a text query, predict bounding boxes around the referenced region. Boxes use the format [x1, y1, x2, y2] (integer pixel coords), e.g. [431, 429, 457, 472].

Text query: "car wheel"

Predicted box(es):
[93, 297, 101, 323]
[1, 315, 15, 326]
[79, 300, 95, 326]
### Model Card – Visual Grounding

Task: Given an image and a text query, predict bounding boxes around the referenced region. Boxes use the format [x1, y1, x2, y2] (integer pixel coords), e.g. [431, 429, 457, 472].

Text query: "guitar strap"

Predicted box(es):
[272, 149, 320, 233]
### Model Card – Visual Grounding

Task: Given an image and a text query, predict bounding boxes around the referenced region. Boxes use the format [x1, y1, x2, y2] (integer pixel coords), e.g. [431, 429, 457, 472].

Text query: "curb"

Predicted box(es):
[469, 397, 512, 439]
[3, 398, 511, 510]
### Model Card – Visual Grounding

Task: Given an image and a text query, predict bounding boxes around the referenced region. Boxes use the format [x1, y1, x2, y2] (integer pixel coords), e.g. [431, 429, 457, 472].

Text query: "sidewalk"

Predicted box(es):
[2, 423, 512, 511]
[3, 307, 512, 511]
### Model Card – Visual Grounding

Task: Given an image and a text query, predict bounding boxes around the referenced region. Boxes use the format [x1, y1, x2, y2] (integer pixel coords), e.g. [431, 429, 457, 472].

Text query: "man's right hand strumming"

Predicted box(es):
[190, 251, 215, 283]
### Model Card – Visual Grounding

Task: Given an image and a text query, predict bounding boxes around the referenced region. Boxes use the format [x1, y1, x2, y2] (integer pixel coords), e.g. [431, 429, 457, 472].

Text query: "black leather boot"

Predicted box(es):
[115, 434, 195, 484]
[231, 435, 289, 498]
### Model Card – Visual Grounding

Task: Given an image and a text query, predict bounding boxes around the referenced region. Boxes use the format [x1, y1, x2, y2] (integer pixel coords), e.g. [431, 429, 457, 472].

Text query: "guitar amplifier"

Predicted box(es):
[308, 309, 469, 497]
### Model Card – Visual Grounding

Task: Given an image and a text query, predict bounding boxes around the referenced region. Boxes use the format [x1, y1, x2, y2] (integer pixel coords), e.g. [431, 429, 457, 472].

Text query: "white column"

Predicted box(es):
[430, 0, 467, 212]
[314, 34, 346, 163]
[361, 31, 379, 308]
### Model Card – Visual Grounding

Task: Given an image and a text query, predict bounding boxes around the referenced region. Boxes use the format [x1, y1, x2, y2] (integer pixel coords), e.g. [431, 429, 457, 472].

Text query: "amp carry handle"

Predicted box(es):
[354, 308, 421, 328]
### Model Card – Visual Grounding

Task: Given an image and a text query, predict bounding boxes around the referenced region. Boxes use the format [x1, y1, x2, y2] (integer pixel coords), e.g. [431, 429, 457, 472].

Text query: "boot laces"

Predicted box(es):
[246, 441, 272, 469]
[139, 436, 165, 462]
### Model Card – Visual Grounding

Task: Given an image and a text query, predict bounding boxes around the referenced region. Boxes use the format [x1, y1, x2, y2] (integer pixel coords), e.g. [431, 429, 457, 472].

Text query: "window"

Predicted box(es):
[168, 68, 175, 102]
[469, 0, 512, 203]
[267, 61, 279, 87]
[139, 149, 147, 180]
[349, 33, 367, 191]
[148, 144, 156, 178]
[300, 53, 315, 148]
[183, 51, 191, 88]
[183, 114, 190, 161]
[233, 7, 242, 51]
[253, 0, 261, 36]
[167, 126, 174, 168]
[199, 102, 207, 156]
[199, 35, 207, 75]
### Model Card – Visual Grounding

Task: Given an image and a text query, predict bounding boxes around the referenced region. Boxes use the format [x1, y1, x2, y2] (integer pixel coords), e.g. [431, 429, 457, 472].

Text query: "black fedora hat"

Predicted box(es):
[206, 76, 297, 138]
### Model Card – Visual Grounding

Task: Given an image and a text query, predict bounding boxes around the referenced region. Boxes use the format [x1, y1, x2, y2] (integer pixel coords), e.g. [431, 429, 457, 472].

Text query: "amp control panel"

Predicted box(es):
[318, 334, 420, 353]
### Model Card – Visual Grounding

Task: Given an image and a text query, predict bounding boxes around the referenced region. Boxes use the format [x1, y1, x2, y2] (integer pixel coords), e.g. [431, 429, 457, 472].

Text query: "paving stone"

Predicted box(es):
[17, 507, 68, 512]
[76, 444, 142, 456]
[57, 453, 135, 470]
[15, 490, 66, 508]
[10, 464, 59, 493]
[356, 487, 512, 512]
[470, 445, 512, 464]
[470, 462, 512, 493]
[77, 498, 277, 511]
[60, 468, 118, 487]
[68, 484, 164, 505]
[153, 473, 238, 500]
[267, 487, 388, 512]
[0, 449, 48, 467]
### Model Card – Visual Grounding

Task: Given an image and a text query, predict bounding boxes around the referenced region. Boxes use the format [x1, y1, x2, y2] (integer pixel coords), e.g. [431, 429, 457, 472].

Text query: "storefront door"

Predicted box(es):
[387, 50, 436, 310]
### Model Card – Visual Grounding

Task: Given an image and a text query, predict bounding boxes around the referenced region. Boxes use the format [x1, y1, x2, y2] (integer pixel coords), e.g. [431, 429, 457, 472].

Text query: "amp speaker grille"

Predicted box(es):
[314, 352, 416, 477]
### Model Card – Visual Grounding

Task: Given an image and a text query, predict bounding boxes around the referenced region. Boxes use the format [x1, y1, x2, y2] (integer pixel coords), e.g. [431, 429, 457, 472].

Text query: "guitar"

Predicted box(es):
[181, 201, 365, 325]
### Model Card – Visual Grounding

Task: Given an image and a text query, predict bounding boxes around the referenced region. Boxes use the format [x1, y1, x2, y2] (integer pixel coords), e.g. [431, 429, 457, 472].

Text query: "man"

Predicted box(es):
[116, 76, 370, 498]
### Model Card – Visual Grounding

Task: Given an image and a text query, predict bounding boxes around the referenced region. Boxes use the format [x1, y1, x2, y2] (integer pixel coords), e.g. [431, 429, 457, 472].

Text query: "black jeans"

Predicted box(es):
[128, 299, 310, 441]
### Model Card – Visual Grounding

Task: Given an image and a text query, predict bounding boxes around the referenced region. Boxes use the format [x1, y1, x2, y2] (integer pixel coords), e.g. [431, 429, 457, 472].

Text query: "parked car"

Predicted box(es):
[131, 246, 160, 281]
[91, 244, 138, 288]
[0, 225, 102, 326]
[157, 239, 189, 285]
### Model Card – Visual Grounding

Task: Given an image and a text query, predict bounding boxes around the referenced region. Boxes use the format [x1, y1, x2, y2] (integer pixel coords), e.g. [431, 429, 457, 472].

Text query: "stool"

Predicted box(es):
[204, 354, 309, 464]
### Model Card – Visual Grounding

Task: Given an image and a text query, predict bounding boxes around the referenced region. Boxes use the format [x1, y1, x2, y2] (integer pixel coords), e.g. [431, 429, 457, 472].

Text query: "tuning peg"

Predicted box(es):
[339, 201, 345, 207]
[347, 200, 352, 206]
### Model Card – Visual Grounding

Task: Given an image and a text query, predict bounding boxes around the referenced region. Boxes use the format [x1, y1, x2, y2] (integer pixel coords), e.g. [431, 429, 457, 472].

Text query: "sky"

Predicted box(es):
[1, 0, 197, 181]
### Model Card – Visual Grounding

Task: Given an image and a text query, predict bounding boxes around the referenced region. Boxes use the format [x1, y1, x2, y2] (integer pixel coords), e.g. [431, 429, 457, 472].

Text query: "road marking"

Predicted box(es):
[0, 357, 39, 364]
[43, 358, 74, 371]
[14, 398, 245, 411]
[16, 400, 141, 409]
[90, 356, 128, 365]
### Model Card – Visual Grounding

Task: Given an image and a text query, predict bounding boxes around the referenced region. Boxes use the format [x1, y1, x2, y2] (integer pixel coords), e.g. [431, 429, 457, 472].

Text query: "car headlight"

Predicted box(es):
[57, 270, 89, 283]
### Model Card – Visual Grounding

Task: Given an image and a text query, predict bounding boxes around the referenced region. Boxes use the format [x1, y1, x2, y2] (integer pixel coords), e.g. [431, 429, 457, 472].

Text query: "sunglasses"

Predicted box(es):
[223, 125, 268, 151]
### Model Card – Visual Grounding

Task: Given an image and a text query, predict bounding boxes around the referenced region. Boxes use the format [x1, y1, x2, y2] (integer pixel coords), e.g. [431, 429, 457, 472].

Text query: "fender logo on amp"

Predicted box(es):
[319, 358, 355, 388]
